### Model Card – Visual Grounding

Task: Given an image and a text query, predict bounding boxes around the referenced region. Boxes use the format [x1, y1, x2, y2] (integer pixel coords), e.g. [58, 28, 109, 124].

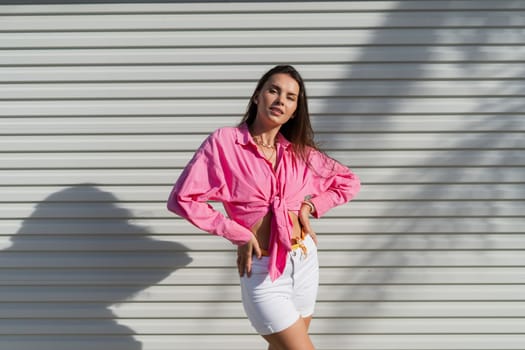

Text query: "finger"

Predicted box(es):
[237, 255, 245, 277]
[310, 231, 319, 246]
[252, 241, 262, 259]
[245, 255, 253, 278]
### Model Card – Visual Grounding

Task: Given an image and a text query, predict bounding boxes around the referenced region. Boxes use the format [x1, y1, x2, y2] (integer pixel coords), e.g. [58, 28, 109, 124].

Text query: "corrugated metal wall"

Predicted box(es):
[1, 1, 524, 349]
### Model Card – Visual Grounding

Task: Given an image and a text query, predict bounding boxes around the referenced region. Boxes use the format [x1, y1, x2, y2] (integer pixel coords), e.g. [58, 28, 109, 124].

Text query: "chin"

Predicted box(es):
[269, 114, 291, 124]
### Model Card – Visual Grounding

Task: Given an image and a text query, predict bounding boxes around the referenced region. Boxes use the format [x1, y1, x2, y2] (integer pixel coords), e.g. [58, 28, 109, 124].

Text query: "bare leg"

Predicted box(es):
[264, 316, 314, 350]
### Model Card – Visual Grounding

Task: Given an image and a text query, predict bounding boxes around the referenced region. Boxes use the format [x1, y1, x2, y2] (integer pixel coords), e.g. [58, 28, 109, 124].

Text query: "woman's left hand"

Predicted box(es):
[299, 202, 318, 245]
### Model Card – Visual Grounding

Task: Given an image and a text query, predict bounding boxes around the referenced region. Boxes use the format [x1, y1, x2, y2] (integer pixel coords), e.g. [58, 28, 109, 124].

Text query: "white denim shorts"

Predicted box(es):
[239, 234, 319, 335]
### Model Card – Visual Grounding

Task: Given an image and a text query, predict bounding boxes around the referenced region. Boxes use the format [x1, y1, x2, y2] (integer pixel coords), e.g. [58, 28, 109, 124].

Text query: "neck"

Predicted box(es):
[249, 121, 280, 146]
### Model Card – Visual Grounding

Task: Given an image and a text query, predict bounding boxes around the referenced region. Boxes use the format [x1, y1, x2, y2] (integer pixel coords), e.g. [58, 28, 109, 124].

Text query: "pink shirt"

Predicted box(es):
[167, 123, 360, 281]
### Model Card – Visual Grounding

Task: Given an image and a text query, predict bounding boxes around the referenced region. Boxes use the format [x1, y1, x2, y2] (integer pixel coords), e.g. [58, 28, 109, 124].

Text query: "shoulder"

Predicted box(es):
[197, 126, 242, 156]
[208, 126, 239, 142]
[307, 147, 350, 176]
[306, 146, 330, 164]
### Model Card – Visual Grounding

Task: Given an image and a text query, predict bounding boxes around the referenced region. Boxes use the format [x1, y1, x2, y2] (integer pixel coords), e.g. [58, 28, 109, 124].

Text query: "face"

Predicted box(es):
[253, 73, 300, 128]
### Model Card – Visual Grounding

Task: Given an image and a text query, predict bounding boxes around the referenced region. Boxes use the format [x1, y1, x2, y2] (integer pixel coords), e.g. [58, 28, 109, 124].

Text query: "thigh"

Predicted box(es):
[240, 257, 300, 335]
[263, 317, 315, 350]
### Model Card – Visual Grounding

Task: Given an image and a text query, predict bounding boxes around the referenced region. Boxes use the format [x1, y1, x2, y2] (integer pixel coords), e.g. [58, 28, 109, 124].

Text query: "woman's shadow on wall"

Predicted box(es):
[3, 184, 191, 350]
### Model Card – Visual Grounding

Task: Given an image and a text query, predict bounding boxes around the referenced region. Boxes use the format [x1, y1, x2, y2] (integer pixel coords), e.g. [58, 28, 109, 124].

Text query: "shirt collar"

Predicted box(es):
[236, 122, 292, 149]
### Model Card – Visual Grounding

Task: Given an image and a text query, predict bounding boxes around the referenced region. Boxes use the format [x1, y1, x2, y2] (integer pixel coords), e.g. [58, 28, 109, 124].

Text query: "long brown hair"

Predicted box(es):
[238, 65, 319, 161]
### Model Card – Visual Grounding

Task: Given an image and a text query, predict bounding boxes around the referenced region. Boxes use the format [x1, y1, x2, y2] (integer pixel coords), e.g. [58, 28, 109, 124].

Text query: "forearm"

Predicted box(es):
[168, 194, 253, 246]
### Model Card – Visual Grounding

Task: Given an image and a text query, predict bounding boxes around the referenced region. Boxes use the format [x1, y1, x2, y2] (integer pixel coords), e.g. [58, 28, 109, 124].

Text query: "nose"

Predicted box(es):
[274, 93, 285, 105]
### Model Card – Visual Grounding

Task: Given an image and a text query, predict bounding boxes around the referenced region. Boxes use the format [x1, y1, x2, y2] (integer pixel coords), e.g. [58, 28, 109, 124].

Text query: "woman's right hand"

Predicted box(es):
[237, 235, 262, 278]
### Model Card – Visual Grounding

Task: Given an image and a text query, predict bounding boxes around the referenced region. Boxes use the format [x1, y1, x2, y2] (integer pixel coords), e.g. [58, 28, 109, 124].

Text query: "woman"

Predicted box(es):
[167, 65, 360, 350]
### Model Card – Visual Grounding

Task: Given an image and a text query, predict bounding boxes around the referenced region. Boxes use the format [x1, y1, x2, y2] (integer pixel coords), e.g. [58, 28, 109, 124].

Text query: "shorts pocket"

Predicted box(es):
[249, 256, 269, 275]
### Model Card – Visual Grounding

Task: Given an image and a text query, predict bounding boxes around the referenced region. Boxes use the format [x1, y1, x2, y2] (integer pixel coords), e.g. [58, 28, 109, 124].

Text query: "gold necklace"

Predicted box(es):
[260, 146, 276, 161]
[253, 136, 276, 162]
[253, 136, 276, 149]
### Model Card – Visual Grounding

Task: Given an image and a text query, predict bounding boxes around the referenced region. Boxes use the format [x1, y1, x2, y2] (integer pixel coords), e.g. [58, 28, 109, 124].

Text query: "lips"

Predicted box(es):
[269, 106, 284, 115]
